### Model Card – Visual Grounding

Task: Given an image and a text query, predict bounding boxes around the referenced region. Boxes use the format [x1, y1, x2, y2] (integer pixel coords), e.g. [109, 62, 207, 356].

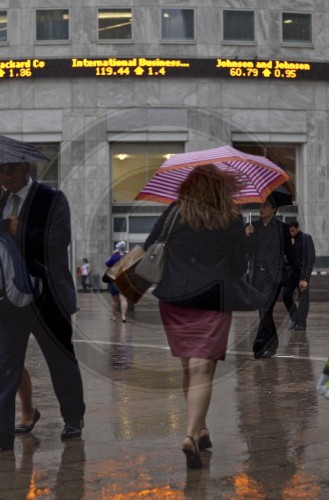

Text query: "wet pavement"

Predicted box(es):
[1, 291, 329, 499]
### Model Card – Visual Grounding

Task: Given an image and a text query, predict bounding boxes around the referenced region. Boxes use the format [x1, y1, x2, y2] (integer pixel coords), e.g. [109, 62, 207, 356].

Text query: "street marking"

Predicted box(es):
[73, 339, 328, 361]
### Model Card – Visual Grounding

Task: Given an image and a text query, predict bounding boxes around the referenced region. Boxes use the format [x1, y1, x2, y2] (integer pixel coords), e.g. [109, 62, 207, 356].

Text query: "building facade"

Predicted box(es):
[0, 0, 328, 281]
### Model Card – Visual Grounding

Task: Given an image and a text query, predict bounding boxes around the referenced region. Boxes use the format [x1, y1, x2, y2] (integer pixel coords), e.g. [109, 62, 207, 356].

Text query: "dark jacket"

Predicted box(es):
[144, 202, 248, 303]
[247, 217, 301, 284]
[285, 231, 316, 284]
[0, 181, 77, 316]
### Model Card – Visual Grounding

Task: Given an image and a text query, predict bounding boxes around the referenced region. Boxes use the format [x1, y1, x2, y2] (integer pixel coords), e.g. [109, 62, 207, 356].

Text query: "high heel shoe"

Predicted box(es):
[199, 428, 212, 451]
[182, 436, 203, 469]
[15, 408, 41, 434]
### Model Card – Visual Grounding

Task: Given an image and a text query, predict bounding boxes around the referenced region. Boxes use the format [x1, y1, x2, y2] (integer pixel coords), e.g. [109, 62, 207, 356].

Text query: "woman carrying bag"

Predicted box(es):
[144, 164, 261, 469]
[105, 241, 128, 323]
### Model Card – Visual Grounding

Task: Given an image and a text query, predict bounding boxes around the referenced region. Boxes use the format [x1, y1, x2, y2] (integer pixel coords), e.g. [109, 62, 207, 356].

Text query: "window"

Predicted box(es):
[111, 142, 184, 203]
[98, 8, 132, 40]
[0, 11, 7, 42]
[30, 143, 59, 188]
[36, 9, 69, 41]
[223, 10, 255, 42]
[161, 8, 195, 41]
[282, 12, 312, 43]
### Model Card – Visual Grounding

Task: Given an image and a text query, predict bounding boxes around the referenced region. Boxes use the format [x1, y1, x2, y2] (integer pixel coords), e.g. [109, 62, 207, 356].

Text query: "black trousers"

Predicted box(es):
[252, 270, 282, 353]
[0, 300, 85, 443]
[282, 279, 309, 328]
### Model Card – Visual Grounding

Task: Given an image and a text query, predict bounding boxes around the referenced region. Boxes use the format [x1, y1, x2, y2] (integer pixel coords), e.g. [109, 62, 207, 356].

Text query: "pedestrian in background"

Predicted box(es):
[80, 257, 91, 293]
[105, 241, 128, 323]
[282, 220, 316, 331]
[144, 165, 248, 469]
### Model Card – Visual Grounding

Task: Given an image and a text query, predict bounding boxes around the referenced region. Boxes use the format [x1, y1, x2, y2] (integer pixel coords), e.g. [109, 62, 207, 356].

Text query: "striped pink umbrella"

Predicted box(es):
[135, 145, 290, 204]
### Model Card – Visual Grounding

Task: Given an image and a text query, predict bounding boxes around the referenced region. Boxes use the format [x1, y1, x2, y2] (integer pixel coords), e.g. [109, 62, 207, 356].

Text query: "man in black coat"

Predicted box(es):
[246, 197, 302, 359]
[0, 162, 85, 451]
[282, 220, 316, 331]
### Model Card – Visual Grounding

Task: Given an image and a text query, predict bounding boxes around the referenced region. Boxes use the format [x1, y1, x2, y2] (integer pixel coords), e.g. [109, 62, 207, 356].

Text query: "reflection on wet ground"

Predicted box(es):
[1, 292, 329, 499]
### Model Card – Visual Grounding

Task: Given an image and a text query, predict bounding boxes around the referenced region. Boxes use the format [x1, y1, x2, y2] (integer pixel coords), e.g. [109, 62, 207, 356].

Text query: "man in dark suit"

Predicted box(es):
[0, 162, 85, 451]
[246, 197, 302, 359]
[282, 220, 316, 331]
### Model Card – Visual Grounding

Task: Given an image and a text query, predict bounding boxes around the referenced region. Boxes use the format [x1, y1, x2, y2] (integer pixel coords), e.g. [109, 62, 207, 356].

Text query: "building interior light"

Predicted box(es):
[164, 154, 173, 160]
[118, 154, 127, 160]
[98, 12, 132, 19]
[284, 19, 293, 24]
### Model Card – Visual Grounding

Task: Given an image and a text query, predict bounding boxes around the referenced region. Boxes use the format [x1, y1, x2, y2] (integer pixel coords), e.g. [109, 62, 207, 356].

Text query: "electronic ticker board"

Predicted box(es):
[0, 57, 328, 81]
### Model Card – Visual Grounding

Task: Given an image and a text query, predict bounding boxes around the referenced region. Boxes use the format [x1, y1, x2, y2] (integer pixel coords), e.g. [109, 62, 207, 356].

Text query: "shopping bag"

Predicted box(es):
[106, 245, 151, 303]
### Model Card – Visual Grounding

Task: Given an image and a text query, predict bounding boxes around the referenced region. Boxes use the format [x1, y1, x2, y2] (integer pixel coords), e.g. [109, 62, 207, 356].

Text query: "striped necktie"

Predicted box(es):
[11, 194, 20, 217]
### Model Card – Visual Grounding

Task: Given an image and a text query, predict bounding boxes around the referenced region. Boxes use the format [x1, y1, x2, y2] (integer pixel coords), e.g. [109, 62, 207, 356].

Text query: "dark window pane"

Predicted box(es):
[161, 9, 194, 40]
[282, 12, 312, 43]
[98, 9, 132, 40]
[113, 217, 127, 232]
[129, 216, 160, 233]
[36, 9, 69, 41]
[0, 11, 7, 42]
[223, 10, 255, 41]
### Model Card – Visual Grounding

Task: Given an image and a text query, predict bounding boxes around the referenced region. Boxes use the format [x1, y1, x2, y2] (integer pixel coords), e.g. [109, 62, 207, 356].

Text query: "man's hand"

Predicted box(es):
[299, 279, 308, 292]
[245, 224, 254, 237]
[6, 215, 18, 235]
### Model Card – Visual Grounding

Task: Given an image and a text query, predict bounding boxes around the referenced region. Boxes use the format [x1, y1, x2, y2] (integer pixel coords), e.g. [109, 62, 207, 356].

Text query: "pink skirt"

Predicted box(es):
[159, 301, 232, 361]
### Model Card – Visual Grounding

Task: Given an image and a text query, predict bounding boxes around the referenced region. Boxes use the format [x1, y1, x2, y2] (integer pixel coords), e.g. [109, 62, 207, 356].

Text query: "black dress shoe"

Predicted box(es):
[294, 324, 306, 331]
[15, 408, 41, 434]
[61, 419, 84, 440]
[253, 341, 265, 359]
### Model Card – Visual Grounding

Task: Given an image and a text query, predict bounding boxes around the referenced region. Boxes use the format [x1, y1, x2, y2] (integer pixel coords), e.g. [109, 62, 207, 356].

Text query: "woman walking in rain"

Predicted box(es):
[144, 165, 249, 469]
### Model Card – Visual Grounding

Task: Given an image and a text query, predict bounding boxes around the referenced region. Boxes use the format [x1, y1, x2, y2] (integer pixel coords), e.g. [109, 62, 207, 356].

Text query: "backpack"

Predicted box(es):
[0, 230, 39, 311]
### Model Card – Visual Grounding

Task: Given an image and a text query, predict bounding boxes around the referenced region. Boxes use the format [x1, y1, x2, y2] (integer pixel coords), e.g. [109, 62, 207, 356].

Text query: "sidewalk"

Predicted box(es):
[1, 291, 329, 499]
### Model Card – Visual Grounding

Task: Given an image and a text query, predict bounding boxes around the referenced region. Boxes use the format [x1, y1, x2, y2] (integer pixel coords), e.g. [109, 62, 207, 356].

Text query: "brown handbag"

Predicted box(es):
[105, 245, 151, 303]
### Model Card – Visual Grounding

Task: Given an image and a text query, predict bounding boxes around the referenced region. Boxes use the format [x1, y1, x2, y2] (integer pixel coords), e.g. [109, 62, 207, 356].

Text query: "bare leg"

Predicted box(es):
[119, 294, 128, 322]
[111, 295, 120, 321]
[181, 357, 217, 451]
[181, 361, 210, 440]
[17, 366, 35, 425]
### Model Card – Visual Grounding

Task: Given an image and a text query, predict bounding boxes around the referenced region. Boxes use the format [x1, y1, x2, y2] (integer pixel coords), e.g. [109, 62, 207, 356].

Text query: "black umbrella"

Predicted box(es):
[0, 134, 49, 164]
[242, 184, 294, 210]
[269, 184, 293, 208]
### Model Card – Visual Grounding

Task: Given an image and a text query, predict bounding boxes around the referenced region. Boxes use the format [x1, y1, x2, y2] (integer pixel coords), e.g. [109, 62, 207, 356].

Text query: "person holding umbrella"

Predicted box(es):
[144, 164, 250, 469]
[0, 136, 85, 451]
[245, 196, 302, 358]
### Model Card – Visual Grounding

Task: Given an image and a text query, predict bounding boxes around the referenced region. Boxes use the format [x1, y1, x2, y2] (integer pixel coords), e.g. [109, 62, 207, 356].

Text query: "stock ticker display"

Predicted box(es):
[0, 56, 328, 81]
